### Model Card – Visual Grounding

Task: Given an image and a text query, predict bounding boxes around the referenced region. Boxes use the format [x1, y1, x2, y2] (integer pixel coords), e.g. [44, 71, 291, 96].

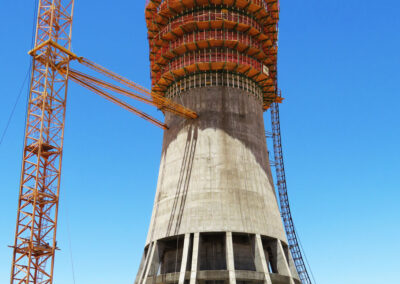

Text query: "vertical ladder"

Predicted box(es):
[270, 101, 312, 284]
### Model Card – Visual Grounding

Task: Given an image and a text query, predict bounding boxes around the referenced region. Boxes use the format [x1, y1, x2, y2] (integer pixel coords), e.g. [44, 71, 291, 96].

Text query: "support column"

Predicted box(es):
[134, 247, 148, 284]
[136, 242, 153, 284]
[226, 232, 236, 284]
[190, 233, 200, 284]
[277, 240, 295, 284]
[179, 234, 191, 284]
[254, 234, 273, 284]
[141, 241, 158, 284]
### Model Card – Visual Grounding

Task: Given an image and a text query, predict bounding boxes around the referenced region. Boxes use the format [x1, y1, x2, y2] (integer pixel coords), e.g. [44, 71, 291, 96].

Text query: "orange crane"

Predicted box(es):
[9, 1, 196, 283]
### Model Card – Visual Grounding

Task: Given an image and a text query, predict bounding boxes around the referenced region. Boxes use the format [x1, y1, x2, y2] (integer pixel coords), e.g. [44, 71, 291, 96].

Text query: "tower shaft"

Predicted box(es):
[137, 73, 299, 284]
[138, 3, 299, 283]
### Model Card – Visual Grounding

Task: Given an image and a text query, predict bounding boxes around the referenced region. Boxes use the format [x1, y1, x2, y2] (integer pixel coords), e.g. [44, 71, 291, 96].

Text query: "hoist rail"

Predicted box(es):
[68, 72, 168, 129]
[270, 101, 312, 284]
[78, 58, 198, 119]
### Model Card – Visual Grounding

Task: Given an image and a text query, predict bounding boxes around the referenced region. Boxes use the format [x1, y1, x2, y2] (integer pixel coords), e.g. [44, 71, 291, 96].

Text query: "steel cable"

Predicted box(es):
[0, 66, 30, 148]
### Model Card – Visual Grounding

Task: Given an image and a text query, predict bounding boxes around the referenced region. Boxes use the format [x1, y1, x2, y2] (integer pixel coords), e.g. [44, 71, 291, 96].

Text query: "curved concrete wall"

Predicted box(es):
[145, 85, 287, 244]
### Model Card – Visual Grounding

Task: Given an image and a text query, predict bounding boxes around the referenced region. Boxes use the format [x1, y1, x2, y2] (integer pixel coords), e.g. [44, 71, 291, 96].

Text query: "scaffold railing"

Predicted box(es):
[144, 0, 280, 109]
[145, 0, 271, 11]
[270, 101, 312, 284]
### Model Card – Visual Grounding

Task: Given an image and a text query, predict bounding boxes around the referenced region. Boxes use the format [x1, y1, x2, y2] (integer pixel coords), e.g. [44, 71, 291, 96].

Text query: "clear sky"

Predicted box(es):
[0, 0, 399, 283]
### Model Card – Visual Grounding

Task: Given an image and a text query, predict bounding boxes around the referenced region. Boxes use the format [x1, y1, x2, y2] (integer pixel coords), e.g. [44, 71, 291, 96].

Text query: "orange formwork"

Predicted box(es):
[145, 0, 280, 109]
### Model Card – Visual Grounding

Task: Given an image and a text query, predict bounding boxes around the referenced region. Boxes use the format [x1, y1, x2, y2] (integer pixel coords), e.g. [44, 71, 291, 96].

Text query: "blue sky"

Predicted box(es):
[0, 0, 399, 283]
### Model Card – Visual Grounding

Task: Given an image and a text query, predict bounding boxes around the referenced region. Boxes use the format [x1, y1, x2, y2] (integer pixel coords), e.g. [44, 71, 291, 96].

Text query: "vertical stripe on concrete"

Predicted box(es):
[226, 232, 236, 284]
[190, 233, 199, 284]
[277, 240, 295, 284]
[254, 234, 273, 284]
[141, 241, 157, 284]
[179, 234, 191, 284]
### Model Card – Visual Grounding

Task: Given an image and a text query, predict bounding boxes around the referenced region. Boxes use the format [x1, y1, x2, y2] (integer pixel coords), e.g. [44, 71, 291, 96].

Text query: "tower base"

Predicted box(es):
[135, 232, 299, 284]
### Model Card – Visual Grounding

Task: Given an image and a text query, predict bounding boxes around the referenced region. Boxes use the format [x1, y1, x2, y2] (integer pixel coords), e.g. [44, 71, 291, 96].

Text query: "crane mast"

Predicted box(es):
[10, 1, 197, 283]
[10, 0, 74, 283]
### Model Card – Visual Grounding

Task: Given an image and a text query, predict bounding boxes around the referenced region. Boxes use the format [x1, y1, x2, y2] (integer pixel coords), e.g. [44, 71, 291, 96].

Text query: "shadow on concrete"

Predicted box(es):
[166, 124, 198, 236]
[162, 86, 275, 189]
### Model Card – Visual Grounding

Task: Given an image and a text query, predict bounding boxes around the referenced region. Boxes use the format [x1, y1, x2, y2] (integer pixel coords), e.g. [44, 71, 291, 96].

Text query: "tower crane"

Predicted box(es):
[9, 1, 196, 283]
[10, 0, 312, 283]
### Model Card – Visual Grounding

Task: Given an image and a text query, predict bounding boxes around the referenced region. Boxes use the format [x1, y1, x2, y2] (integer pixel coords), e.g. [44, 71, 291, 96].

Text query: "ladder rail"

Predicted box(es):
[270, 102, 312, 284]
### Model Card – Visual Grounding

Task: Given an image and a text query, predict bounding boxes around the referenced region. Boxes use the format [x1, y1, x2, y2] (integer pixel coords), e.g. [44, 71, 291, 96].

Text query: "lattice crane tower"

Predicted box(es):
[136, 1, 300, 284]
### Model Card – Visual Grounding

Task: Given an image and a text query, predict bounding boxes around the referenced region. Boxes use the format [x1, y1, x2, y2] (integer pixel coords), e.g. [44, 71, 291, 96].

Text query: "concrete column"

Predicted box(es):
[134, 247, 148, 284]
[226, 232, 236, 284]
[254, 234, 273, 284]
[136, 242, 153, 284]
[141, 241, 158, 284]
[179, 234, 191, 284]
[190, 233, 200, 284]
[277, 240, 295, 284]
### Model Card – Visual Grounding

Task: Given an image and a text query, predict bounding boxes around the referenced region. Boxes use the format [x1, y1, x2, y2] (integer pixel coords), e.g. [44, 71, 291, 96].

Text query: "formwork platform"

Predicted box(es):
[145, 0, 280, 109]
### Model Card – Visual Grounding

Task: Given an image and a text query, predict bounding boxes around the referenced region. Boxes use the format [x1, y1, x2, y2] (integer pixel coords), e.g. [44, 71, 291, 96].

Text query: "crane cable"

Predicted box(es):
[65, 198, 77, 284]
[294, 225, 317, 283]
[0, 66, 30, 148]
[0, 0, 38, 149]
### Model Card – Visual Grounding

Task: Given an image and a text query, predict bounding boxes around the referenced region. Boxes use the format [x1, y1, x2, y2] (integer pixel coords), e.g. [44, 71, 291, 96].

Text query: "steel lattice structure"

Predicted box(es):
[10, 1, 197, 283]
[10, 0, 75, 283]
[271, 101, 312, 284]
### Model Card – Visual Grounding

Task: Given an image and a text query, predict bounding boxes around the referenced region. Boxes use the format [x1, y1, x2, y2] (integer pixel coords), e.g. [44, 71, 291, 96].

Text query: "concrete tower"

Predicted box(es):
[137, 1, 300, 283]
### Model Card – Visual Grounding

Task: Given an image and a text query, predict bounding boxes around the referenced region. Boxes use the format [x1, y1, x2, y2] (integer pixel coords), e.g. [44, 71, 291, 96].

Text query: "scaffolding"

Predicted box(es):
[145, 0, 280, 109]
[271, 102, 313, 284]
[166, 72, 264, 101]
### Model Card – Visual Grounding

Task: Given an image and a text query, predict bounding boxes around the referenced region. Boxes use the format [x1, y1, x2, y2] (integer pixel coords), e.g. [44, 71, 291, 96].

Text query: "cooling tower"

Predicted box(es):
[136, 1, 300, 283]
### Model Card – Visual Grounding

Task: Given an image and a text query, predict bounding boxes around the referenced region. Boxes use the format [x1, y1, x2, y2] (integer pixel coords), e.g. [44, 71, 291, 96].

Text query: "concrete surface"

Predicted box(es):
[136, 80, 299, 284]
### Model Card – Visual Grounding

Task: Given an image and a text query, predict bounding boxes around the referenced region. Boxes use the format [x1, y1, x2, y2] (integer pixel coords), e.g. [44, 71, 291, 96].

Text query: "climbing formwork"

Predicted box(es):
[145, 0, 280, 110]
